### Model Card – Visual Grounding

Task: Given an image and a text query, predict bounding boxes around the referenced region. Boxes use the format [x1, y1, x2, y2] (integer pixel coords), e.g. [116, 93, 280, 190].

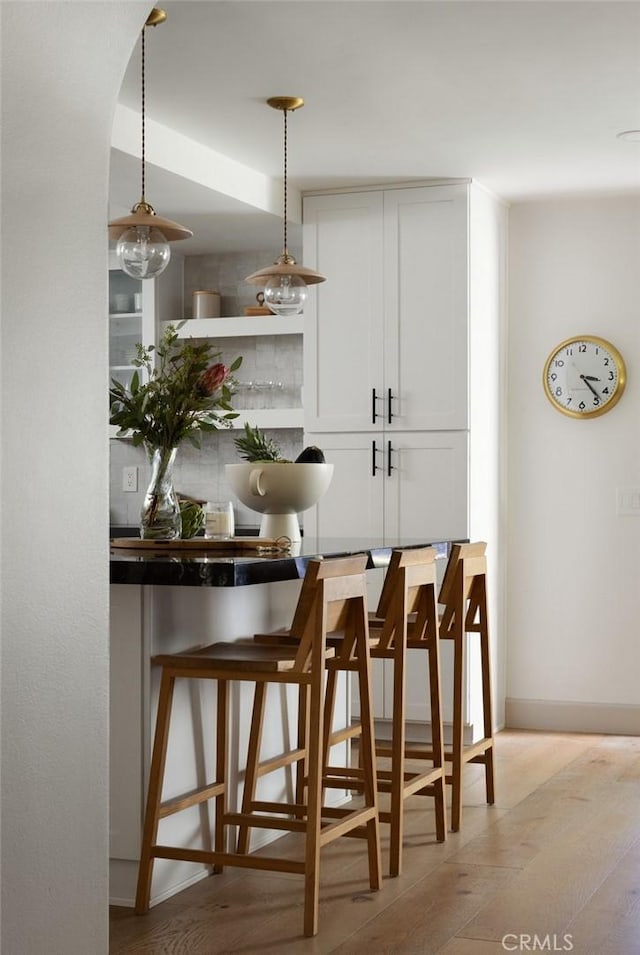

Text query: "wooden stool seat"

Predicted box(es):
[135, 555, 381, 938]
[154, 640, 335, 671]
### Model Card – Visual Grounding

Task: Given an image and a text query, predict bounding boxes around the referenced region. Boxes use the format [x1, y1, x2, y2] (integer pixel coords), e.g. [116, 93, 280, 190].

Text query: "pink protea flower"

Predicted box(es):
[197, 362, 228, 397]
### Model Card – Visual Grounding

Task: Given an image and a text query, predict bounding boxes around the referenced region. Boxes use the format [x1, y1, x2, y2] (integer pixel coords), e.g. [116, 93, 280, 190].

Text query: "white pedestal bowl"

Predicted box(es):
[225, 462, 334, 543]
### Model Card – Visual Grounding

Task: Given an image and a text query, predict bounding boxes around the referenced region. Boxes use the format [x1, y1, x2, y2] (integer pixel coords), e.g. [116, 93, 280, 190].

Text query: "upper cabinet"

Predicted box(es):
[303, 184, 469, 433]
[108, 252, 184, 391]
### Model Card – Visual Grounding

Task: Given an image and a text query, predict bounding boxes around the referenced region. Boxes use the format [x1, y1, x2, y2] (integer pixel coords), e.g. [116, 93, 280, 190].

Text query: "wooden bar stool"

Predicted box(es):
[251, 547, 447, 877]
[438, 541, 495, 831]
[346, 546, 447, 876]
[368, 541, 495, 833]
[135, 554, 381, 938]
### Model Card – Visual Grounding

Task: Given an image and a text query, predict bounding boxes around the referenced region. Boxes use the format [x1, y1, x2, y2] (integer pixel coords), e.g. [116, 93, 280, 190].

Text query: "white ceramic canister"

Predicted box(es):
[193, 289, 221, 319]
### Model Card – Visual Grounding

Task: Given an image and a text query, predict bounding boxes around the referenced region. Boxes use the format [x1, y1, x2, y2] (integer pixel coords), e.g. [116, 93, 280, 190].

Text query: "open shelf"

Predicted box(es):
[168, 316, 304, 339]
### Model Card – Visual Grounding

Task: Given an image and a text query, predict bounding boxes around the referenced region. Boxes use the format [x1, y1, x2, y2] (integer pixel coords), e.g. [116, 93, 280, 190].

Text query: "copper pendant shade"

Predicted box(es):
[108, 9, 192, 276]
[245, 98, 326, 313]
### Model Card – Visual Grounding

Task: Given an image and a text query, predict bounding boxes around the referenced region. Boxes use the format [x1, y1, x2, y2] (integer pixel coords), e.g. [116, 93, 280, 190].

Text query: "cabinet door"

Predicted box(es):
[383, 185, 469, 431]
[108, 253, 184, 391]
[383, 430, 468, 542]
[303, 432, 384, 539]
[303, 192, 384, 432]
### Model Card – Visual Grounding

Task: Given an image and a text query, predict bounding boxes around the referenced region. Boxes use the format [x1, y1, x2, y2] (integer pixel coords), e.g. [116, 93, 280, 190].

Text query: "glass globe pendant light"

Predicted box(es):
[245, 97, 326, 315]
[108, 9, 192, 279]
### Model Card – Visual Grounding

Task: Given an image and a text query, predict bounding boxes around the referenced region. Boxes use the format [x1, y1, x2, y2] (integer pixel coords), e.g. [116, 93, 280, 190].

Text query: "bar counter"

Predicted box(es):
[109, 533, 456, 908]
[110, 535, 452, 587]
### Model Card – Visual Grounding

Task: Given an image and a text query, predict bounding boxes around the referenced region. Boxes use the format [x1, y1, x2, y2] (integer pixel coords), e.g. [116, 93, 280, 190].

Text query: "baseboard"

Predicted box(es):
[373, 718, 476, 747]
[505, 698, 640, 736]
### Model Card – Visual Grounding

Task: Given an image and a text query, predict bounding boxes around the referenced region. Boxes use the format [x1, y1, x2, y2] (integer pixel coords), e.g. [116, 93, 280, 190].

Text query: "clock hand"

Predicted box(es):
[580, 375, 600, 398]
[583, 375, 601, 381]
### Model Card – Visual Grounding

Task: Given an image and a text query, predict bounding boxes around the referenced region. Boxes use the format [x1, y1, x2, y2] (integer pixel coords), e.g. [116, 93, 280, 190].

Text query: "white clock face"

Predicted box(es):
[543, 337, 626, 418]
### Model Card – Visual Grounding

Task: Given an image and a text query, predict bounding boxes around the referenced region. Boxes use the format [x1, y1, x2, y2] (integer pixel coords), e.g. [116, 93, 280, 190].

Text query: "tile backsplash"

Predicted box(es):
[109, 247, 304, 530]
[110, 428, 303, 529]
[184, 247, 300, 318]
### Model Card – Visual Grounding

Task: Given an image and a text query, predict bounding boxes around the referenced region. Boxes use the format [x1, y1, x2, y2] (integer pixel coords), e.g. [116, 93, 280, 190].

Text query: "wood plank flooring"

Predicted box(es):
[109, 729, 640, 954]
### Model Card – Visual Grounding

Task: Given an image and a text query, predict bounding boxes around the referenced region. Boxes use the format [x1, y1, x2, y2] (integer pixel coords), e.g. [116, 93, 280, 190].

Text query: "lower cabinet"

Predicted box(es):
[304, 430, 468, 541]
[304, 429, 468, 732]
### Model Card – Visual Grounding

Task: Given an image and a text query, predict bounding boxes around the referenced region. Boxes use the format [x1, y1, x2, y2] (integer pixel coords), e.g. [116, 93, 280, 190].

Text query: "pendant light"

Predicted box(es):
[245, 97, 326, 315]
[108, 8, 192, 279]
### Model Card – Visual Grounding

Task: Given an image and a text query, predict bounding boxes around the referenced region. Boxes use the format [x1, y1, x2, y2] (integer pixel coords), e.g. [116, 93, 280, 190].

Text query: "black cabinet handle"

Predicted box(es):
[388, 388, 394, 424]
[372, 440, 381, 476]
[372, 388, 382, 424]
[387, 440, 395, 477]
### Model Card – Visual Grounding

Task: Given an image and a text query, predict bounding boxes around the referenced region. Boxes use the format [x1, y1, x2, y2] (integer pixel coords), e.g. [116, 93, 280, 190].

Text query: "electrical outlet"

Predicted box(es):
[122, 466, 138, 493]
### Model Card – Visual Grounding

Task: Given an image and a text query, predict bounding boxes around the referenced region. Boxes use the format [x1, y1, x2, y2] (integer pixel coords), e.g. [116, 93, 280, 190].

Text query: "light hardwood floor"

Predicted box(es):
[110, 729, 640, 954]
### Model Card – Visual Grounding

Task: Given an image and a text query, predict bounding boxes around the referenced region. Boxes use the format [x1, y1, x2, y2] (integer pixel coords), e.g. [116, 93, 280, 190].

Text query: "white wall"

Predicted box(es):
[469, 183, 509, 732]
[507, 196, 640, 733]
[0, 4, 144, 952]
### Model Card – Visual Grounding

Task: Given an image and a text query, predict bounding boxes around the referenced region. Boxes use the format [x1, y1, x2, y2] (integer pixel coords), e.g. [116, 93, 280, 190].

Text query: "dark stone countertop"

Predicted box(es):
[109, 536, 456, 588]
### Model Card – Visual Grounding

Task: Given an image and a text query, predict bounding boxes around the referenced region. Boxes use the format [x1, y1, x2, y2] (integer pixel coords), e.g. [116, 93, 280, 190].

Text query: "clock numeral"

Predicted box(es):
[603, 387, 610, 395]
[593, 396, 600, 406]
[579, 401, 586, 410]
[554, 359, 564, 368]
[550, 373, 557, 382]
[565, 348, 573, 356]
[604, 358, 609, 365]
[578, 343, 587, 353]
[555, 387, 562, 397]
[608, 371, 615, 380]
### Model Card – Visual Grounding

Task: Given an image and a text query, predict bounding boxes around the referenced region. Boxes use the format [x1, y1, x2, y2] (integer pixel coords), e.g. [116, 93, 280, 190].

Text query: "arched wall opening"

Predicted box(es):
[1, 5, 145, 952]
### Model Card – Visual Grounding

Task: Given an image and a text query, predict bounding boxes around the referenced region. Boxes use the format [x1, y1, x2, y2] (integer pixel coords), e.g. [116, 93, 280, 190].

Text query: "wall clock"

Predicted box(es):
[543, 335, 626, 418]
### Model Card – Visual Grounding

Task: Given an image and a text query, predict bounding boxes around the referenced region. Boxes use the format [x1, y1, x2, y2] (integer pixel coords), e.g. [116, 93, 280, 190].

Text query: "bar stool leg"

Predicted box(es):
[214, 678, 229, 867]
[428, 630, 447, 842]
[236, 682, 266, 854]
[388, 638, 407, 877]
[450, 627, 465, 833]
[135, 668, 176, 914]
[296, 683, 310, 807]
[354, 625, 382, 890]
[479, 598, 495, 806]
[303, 670, 324, 937]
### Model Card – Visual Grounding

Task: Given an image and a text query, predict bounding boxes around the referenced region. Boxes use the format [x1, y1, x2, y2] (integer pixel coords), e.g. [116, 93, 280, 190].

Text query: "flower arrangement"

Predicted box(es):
[109, 323, 242, 540]
[109, 323, 242, 449]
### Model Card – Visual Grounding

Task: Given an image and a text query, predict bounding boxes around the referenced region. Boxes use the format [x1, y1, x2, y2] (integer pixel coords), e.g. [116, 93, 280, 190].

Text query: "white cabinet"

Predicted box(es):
[302, 181, 507, 737]
[303, 184, 468, 433]
[109, 253, 184, 392]
[305, 430, 468, 542]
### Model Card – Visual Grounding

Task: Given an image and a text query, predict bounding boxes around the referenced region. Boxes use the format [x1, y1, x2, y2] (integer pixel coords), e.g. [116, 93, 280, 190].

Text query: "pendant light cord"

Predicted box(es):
[282, 107, 288, 257]
[140, 25, 147, 204]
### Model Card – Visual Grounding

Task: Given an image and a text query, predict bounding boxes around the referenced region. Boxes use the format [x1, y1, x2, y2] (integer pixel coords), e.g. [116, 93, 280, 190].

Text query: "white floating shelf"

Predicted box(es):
[231, 409, 303, 429]
[168, 316, 304, 339]
[109, 409, 303, 440]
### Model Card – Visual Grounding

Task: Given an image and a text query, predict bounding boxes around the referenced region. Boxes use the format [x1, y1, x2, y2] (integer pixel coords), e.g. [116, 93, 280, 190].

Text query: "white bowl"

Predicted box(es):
[226, 462, 334, 542]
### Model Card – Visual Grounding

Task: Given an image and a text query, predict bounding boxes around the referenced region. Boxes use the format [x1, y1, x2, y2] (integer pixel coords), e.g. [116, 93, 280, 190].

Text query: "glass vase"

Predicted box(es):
[140, 445, 181, 540]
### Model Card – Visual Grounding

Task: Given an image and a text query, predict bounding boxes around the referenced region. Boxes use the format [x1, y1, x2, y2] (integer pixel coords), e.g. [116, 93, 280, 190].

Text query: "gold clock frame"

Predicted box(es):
[542, 335, 626, 419]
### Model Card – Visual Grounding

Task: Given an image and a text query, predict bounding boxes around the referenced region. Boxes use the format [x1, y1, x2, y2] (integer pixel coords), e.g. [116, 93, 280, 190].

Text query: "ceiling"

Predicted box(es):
[110, 0, 640, 255]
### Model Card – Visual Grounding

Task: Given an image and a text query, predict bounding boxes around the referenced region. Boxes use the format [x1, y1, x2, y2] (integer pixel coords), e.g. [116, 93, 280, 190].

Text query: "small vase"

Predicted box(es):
[140, 445, 181, 540]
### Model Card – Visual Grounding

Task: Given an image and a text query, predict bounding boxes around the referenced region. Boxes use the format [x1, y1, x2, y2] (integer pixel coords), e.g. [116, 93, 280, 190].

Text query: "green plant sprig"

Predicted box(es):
[109, 323, 242, 449]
